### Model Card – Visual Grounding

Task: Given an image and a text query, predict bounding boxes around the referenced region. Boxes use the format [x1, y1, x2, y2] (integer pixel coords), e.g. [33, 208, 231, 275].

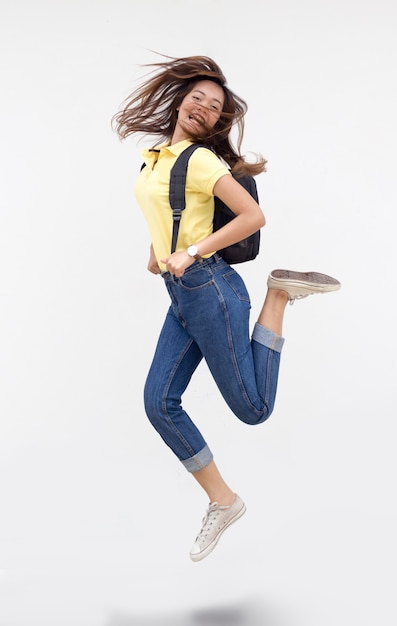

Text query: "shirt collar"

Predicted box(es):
[163, 139, 194, 156]
[141, 139, 194, 168]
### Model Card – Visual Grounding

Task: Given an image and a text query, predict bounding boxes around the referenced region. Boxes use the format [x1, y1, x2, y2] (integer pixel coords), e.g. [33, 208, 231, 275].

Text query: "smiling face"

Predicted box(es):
[172, 79, 225, 143]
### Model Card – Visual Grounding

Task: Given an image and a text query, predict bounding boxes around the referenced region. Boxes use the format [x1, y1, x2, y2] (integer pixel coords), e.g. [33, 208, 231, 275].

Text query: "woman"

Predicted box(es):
[112, 55, 340, 562]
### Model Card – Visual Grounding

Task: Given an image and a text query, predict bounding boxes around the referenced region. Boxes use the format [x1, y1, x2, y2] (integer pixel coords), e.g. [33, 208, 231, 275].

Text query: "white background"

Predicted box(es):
[1, 1, 396, 625]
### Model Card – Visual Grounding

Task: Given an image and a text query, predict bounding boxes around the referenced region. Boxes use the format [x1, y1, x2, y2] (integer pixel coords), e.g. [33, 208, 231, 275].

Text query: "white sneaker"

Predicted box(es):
[189, 495, 246, 562]
[267, 269, 341, 304]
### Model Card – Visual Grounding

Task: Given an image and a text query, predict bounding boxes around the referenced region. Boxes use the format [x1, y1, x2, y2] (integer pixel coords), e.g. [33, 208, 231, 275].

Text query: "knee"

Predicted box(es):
[230, 401, 273, 426]
[144, 381, 178, 431]
[143, 383, 161, 426]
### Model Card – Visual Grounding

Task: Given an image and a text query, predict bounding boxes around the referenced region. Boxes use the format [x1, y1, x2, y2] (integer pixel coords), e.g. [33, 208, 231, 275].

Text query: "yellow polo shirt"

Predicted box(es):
[135, 139, 230, 272]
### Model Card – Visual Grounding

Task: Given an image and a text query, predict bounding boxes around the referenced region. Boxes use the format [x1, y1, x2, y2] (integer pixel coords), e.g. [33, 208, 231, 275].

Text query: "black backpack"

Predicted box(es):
[169, 143, 261, 264]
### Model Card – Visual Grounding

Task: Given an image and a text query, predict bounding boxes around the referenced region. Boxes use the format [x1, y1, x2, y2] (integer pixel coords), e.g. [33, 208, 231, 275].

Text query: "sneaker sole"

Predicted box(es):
[189, 501, 247, 563]
[268, 270, 341, 297]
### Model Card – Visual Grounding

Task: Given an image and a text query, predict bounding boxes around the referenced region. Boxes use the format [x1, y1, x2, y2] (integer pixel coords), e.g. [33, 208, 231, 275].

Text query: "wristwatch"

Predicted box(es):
[187, 245, 203, 262]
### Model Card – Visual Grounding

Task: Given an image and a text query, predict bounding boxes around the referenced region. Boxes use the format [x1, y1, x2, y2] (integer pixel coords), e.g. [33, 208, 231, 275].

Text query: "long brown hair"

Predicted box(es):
[112, 54, 266, 177]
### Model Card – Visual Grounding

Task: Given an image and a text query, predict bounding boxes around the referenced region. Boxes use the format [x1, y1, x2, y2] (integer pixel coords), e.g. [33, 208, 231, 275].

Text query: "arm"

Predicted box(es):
[200, 173, 266, 254]
[161, 173, 265, 277]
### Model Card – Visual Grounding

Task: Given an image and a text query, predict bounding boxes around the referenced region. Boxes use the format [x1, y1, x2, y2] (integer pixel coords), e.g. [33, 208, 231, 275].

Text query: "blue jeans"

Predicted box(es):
[144, 254, 285, 472]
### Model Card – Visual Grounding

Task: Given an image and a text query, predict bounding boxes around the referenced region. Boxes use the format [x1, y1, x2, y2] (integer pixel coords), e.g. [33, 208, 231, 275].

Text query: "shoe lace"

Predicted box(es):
[195, 502, 222, 543]
[288, 294, 309, 305]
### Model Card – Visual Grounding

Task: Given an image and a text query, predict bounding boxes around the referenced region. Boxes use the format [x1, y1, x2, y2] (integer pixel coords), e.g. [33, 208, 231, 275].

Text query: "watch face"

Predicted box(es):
[188, 245, 198, 257]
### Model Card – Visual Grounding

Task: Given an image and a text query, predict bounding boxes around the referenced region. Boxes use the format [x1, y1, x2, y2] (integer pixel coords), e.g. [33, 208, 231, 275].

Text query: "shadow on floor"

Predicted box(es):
[104, 598, 292, 626]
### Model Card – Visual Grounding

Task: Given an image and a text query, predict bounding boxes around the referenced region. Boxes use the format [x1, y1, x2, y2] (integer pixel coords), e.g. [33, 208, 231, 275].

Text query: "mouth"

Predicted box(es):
[189, 113, 205, 127]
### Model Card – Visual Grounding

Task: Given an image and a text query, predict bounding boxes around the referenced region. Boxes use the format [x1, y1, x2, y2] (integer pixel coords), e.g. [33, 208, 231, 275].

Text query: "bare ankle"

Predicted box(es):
[266, 288, 289, 303]
[212, 491, 236, 507]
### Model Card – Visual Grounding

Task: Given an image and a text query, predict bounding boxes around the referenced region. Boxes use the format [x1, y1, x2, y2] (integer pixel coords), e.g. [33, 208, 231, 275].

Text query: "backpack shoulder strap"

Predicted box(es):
[169, 143, 205, 254]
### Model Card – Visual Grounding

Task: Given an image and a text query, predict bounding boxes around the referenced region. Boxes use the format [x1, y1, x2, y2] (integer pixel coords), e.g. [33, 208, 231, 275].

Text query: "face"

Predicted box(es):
[174, 80, 224, 140]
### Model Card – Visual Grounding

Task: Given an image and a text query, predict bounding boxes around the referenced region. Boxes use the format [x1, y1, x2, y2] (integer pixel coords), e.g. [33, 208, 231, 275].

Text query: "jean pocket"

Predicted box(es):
[223, 270, 251, 304]
[178, 272, 214, 291]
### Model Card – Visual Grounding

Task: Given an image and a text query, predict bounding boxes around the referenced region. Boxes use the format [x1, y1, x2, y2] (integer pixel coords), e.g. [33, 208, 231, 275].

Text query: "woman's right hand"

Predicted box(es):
[160, 250, 195, 278]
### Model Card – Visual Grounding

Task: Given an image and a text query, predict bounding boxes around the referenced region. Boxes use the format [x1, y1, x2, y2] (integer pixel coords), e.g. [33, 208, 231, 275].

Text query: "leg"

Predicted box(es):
[257, 288, 289, 336]
[145, 303, 243, 561]
[192, 460, 235, 506]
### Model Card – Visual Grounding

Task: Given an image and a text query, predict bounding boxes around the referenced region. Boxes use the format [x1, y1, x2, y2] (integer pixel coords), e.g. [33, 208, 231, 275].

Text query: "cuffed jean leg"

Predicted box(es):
[143, 307, 214, 472]
[251, 322, 285, 420]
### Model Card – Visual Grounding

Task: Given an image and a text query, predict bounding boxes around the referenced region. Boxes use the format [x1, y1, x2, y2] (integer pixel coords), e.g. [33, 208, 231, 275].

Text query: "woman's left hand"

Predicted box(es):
[161, 251, 195, 278]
